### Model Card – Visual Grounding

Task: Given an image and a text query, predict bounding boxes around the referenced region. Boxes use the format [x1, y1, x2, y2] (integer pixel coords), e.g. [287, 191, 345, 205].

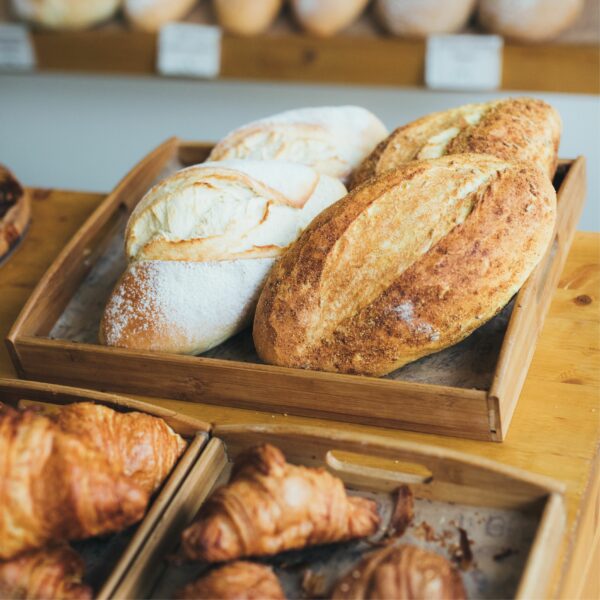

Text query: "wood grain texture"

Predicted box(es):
[0, 188, 598, 597]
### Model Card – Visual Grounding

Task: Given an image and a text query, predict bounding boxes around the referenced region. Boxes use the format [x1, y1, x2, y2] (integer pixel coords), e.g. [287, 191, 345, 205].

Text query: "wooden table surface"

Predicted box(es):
[1, 189, 599, 598]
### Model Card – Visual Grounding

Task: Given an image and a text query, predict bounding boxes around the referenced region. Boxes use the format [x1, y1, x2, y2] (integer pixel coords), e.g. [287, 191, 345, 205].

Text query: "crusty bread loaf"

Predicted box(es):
[254, 154, 556, 376]
[350, 98, 561, 189]
[12, 0, 121, 29]
[208, 106, 388, 182]
[291, 0, 369, 37]
[213, 0, 282, 36]
[124, 0, 197, 32]
[375, 0, 477, 37]
[101, 160, 346, 355]
[478, 0, 584, 43]
[0, 165, 30, 261]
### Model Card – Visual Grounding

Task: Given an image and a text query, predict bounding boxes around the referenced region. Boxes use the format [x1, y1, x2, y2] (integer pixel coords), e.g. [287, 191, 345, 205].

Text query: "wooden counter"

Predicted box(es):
[1, 188, 598, 598]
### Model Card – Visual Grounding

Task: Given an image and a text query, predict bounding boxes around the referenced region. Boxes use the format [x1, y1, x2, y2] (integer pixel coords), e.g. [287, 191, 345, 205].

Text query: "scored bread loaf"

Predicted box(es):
[11, 0, 121, 29]
[291, 0, 370, 37]
[101, 160, 346, 355]
[213, 0, 282, 36]
[253, 154, 556, 376]
[124, 0, 198, 32]
[350, 97, 561, 189]
[208, 106, 388, 182]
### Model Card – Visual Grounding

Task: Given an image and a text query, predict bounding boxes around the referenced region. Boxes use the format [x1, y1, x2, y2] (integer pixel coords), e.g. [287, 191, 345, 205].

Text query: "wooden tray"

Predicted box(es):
[0, 377, 210, 600]
[6, 138, 587, 441]
[115, 424, 566, 599]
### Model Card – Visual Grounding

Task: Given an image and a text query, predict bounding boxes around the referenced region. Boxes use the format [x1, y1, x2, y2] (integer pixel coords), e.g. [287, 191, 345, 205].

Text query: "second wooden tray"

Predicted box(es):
[6, 138, 587, 441]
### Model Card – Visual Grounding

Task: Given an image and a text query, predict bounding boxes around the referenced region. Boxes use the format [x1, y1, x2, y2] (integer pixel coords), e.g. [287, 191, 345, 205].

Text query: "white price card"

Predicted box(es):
[158, 23, 221, 79]
[0, 24, 35, 71]
[425, 34, 503, 91]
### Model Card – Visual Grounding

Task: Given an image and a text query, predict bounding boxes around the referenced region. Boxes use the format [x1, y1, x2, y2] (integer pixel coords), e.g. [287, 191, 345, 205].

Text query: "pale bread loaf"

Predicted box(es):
[291, 0, 369, 37]
[375, 0, 477, 37]
[350, 98, 561, 189]
[478, 0, 584, 42]
[101, 160, 346, 354]
[213, 0, 282, 36]
[254, 154, 556, 376]
[12, 0, 121, 29]
[208, 106, 389, 182]
[124, 0, 197, 32]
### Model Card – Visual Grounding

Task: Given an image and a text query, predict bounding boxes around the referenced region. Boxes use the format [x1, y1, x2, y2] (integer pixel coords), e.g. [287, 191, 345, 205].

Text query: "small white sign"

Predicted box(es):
[425, 34, 503, 91]
[158, 23, 221, 79]
[0, 24, 35, 71]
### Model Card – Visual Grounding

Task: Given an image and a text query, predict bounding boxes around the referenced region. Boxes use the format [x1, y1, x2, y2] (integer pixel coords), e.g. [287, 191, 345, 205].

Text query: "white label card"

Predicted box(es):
[158, 23, 221, 79]
[0, 24, 35, 71]
[426, 34, 503, 91]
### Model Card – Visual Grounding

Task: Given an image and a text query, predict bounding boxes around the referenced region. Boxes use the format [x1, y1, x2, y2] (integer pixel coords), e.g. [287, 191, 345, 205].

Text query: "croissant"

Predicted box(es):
[54, 402, 187, 494]
[0, 408, 149, 560]
[182, 444, 380, 562]
[332, 544, 467, 600]
[0, 545, 92, 600]
[179, 561, 285, 600]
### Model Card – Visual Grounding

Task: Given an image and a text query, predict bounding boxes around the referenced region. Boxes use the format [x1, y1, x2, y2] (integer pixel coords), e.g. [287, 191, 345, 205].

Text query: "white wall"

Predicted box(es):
[0, 73, 598, 230]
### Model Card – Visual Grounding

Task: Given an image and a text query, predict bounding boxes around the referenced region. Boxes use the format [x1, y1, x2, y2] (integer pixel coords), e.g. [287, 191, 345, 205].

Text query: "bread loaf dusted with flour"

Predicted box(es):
[291, 0, 370, 37]
[254, 154, 556, 376]
[208, 106, 388, 182]
[350, 98, 561, 189]
[101, 160, 346, 355]
[124, 0, 198, 32]
[12, 0, 121, 29]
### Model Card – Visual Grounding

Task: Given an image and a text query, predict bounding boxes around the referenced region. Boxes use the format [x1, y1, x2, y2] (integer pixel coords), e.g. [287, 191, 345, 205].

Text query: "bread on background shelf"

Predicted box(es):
[213, 0, 282, 36]
[11, 0, 121, 29]
[291, 0, 370, 37]
[124, 0, 198, 32]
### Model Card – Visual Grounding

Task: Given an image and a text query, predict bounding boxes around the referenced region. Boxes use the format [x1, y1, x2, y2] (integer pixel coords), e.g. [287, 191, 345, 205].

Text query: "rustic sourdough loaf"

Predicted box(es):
[350, 98, 561, 189]
[291, 0, 370, 37]
[124, 0, 198, 32]
[208, 106, 388, 182]
[253, 154, 556, 376]
[213, 0, 282, 36]
[12, 0, 121, 29]
[101, 160, 346, 355]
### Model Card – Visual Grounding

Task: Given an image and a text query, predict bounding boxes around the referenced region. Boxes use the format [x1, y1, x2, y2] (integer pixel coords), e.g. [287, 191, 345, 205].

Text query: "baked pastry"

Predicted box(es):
[124, 0, 198, 32]
[0, 407, 148, 560]
[54, 402, 187, 494]
[291, 0, 369, 37]
[208, 106, 388, 182]
[181, 444, 380, 561]
[0, 545, 92, 600]
[254, 154, 556, 376]
[100, 160, 346, 355]
[478, 0, 585, 43]
[179, 562, 285, 600]
[213, 0, 282, 36]
[332, 544, 466, 599]
[350, 98, 561, 188]
[0, 165, 30, 263]
[11, 0, 121, 29]
[375, 0, 476, 37]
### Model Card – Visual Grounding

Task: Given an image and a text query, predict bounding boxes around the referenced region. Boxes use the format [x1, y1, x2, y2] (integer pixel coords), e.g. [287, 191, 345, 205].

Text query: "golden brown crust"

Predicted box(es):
[179, 561, 285, 600]
[0, 545, 92, 600]
[0, 409, 149, 560]
[181, 444, 380, 562]
[54, 402, 187, 495]
[349, 98, 561, 189]
[0, 165, 30, 260]
[331, 544, 466, 600]
[253, 154, 556, 376]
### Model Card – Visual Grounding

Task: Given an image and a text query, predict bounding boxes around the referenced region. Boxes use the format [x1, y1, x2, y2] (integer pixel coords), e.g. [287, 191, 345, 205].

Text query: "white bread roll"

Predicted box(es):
[291, 0, 370, 37]
[375, 0, 477, 37]
[124, 0, 198, 32]
[208, 106, 388, 182]
[213, 0, 282, 36]
[478, 0, 584, 43]
[101, 160, 346, 355]
[11, 0, 121, 29]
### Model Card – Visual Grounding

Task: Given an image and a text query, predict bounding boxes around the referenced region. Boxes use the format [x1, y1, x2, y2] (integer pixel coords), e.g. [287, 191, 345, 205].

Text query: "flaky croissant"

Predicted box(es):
[332, 544, 467, 600]
[181, 444, 380, 562]
[0, 545, 92, 600]
[54, 402, 187, 494]
[179, 561, 285, 600]
[0, 408, 149, 560]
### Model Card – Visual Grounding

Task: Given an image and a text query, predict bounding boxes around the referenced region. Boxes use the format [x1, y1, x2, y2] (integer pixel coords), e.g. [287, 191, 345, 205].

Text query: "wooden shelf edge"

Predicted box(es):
[27, 31, 600, 94]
